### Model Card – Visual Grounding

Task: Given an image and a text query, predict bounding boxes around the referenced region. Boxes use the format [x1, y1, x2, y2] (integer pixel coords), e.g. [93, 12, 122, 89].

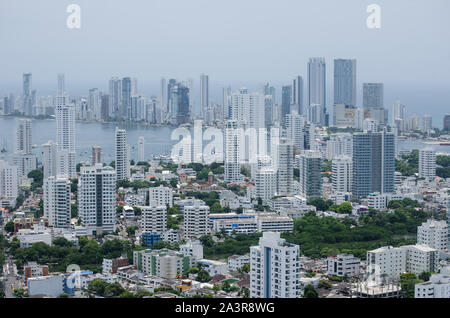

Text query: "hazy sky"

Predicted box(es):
[0, 0, 449, 122]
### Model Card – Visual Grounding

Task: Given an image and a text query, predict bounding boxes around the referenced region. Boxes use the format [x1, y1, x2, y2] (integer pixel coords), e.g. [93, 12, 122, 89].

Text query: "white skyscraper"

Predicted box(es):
[15, 119, 32, 154]
[224, 120, 242, 184]
[183, 201, 209, 239]
[148, 185, 173, 207]
[89, 88, 101, 120]
[255, 168, 277, 201]
[250, 232, 300, 298]
[56, 90, 76, 178]
[308, 57, 326, 126]
[421, 115, 433, 134]
[276, 137, 293, 196]
[138, 136, 145, 163]
[392, 101, 406, 132]
[141, 205, 167, 235]
[230, 90, 265, 129]
[285, 111, 305, 152]
[332, 156, 353, 193]
[419, 148, 436, 179]
[417, 219, 448, 251]
[0, 160, 18, 200]
[43, 176, 71, 229]
[42, 140, 58, 179]
[78, 164, 116, 236]
[115, 127, 130, 181]
[326, 133, 353, 160]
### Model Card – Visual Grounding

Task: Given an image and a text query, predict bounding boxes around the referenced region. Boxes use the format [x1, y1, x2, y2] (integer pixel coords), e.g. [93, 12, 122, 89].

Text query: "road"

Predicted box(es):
[2, 258, 21, 298]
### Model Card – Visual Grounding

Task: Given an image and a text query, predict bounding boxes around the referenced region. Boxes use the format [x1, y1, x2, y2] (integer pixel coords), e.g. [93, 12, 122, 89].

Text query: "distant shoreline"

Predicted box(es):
[0, 114, 174, 128]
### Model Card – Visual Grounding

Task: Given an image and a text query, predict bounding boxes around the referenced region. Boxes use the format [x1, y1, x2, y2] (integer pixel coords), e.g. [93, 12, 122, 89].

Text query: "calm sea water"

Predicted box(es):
[0, 117, 176, 163]
[0, 117, 448, 165]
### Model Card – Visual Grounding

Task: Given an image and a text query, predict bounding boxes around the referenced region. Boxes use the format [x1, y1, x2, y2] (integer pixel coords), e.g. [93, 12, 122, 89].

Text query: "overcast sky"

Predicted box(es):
[0, 0, 449, 121]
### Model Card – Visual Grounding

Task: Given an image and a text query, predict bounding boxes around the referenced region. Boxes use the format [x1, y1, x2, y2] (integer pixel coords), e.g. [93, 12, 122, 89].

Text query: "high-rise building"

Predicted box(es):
[332, 156, 353, 193]
[407, 114, 420, 132]
[298, 150, 322, 199]
[326, 133, 353, 160]
[352, 131, 395, 198]
[100, 94, 109, 120]
[230, 90, 265, 129]
[292, 76, 304, 116]
[255, 168, 277, 201]
[200, 74, 209, 117]
[57, 73, 65, 96]
[444, 114, 450, 131]
[15, 119, 32, 154]
[222, 86, 232, 120]
[108, 77, 122, 118]
[92, 146, 102, 165]
[148, 185, 173, 207]
[421, 115, 433, 134]
[276, 137, 294, 196]
[167, 80, 191, 125]
[334, 59, 357, 106]
[417, 219, 448, 251]
[23, 73, 33, 116]
[308, 57, 326, 126]
[56, 95, 76, 178]
[250, 232, 300, 298]
[264, 95, 274, 127]
[121, 77, 132, 120]
[419, 148, 436, 179]
[285, 111, 305, 152]
[161, 78, 167, 115]
[115, 127, 130, 181]
[43, 176, 71, 229]
[88, 88, 100, 120]
[138, 137, 145, 163]
[183, 201, 209, 239]
[392, 101, 406, 132]
[281, 86, 292, 125]
[78, 164, 116, 236]
[363, 83, 384, 109]
[42, 140, 58, 179]
[141, 205, 167, 235]
[224, 120, 242, 184]
[0, 160, 18, 200]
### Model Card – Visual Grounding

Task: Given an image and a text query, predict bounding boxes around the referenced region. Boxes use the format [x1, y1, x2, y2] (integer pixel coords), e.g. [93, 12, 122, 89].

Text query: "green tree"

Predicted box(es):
[418, 271, 432, 282]
[400, 273, 422, 298]
[303, 285, 318, 298]
[337, 202, 352, 214]
[104, 282, 125, 297]
[4, 221, 14, 233]
[196, 270, 211, 282]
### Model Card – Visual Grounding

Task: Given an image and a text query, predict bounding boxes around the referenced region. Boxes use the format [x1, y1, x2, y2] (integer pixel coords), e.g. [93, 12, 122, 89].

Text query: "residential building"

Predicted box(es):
[250, 232, 301, 298]
[419, 148, 436, 179]
[327, 254, 361, 277]
[78, 164, 116, 236]
[298, 150, 322, 199]
[148, 185, 173, 207]
[417, 219, 448, 251]
[115, 127, 130, 181]
[141, 205, 167, 235]
[183, 201, 210, 239]
[352, 131, 395, 198]
[43, 175, 71, 229]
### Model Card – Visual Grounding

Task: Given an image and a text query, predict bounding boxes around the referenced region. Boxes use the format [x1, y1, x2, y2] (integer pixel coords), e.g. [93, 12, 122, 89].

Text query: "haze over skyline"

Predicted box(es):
[1, 0, 449, 125]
